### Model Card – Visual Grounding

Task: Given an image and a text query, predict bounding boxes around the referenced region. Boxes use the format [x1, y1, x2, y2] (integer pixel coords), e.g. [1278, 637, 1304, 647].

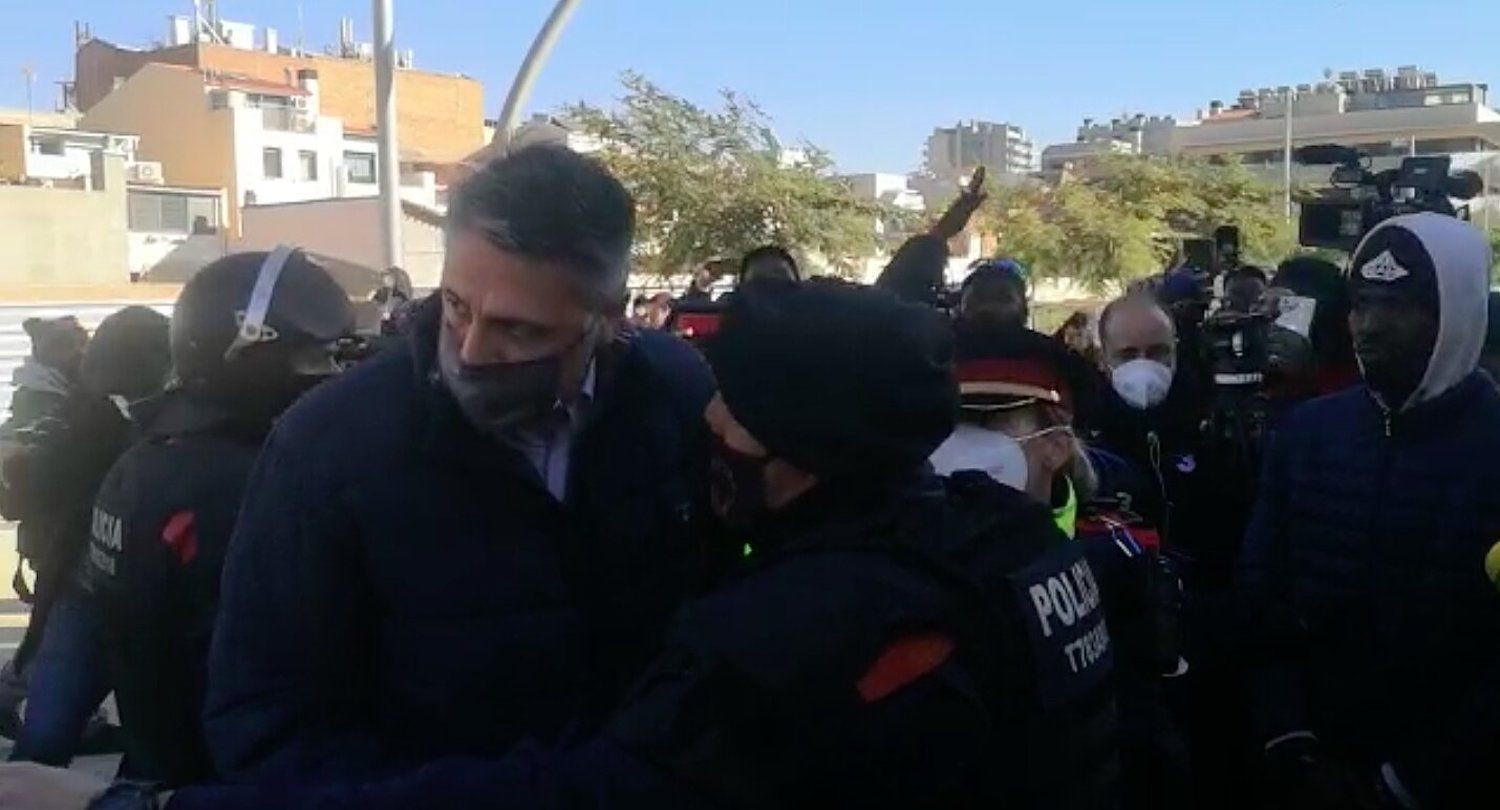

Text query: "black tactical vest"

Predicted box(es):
[86, 395, 263, 785]
[613, 473, 1120, 809]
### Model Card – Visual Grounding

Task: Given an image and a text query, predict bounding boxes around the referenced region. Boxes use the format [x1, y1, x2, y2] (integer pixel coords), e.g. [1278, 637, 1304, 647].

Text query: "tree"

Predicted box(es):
[1487, 227, 1500, 285]
[976, 154, 1298, 293]
[566, 73, 889, 277]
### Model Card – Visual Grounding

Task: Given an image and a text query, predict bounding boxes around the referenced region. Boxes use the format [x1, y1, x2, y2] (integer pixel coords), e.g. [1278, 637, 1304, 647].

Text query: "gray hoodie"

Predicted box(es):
[10, 357, 70, 400]
[1349, 212, 1492, 412]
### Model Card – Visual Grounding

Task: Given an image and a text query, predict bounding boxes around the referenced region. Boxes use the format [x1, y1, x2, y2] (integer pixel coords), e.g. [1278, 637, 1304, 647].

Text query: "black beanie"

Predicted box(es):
[1349, 222, 1442, 316]
[710, 278, 958, 482]
[79, 306, 172, 401]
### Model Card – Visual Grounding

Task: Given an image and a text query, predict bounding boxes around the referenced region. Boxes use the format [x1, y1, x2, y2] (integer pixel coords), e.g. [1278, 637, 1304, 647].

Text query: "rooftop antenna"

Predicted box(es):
[21, 64, 36, 126]
[296, 4, 305, 54]
[192, 0, 225, 44]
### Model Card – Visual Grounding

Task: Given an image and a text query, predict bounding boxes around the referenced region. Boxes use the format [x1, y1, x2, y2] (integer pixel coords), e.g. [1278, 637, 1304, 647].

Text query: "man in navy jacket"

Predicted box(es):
[1239, 213, 1500, 809]
[199, 144, 715, 782]
[0, 278, 1124, 810]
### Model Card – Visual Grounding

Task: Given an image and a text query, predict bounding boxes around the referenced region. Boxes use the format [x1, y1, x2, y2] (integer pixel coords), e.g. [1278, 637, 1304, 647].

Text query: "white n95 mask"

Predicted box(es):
[929, 423, 1029, 492]
[1111, 359, 1173, 411]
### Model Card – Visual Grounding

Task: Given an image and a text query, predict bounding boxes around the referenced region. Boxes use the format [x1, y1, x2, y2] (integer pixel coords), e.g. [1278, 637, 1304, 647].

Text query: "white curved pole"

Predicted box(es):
[493, 0, 582, 152]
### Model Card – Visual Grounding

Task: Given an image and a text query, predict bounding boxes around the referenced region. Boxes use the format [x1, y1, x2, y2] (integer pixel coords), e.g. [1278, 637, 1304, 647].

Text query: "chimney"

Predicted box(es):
[297, 68, 320, 117]
[1209, 100, 1224, 118]
[264, 27, 278, 53]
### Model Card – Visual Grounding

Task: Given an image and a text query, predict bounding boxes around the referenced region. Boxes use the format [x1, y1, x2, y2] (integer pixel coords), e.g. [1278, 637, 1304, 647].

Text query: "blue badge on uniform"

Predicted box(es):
[1007, 545, 1113, 710]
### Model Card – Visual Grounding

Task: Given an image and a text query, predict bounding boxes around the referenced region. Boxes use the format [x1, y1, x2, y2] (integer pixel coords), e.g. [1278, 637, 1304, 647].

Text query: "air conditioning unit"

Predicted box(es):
[291, 96, 309, 110]
[127, 162, 165, 184]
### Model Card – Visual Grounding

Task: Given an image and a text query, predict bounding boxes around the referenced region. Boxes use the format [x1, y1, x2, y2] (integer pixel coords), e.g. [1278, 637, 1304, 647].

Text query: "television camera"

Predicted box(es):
[1296, 144, 1483, 251]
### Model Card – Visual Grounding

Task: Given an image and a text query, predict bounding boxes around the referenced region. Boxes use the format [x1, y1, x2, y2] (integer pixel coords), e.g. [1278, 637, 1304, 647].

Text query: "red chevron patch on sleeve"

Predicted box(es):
[161, 510, 198, 565]
[856, 631, 956, 703]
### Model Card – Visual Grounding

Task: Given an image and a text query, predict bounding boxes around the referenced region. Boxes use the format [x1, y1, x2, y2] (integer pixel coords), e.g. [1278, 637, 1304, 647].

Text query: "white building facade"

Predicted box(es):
[1046, 67, 1500, 168]
[925, 120, 1037, 182]
[218, 69, 437, 210]
[21, 126, 139, 187]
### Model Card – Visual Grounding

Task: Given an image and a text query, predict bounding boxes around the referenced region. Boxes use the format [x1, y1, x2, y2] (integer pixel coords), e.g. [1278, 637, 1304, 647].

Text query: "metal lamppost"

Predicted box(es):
[1282, 89, 1295, 222]
[374, 0, 402, 270]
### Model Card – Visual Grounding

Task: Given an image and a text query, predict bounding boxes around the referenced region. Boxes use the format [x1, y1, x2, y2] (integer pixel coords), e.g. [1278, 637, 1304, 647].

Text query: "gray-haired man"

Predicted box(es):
[201, 144, 716, 783]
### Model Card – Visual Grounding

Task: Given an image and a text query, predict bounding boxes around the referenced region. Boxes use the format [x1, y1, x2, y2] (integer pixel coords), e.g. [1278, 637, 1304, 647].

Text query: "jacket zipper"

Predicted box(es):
[1373, 393, 1393, 438]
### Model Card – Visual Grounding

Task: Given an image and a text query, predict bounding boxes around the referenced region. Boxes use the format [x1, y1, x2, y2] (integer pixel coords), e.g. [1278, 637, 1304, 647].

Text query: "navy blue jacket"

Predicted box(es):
[169, 475, 1119, 809]
[1239, 372, 1500, 806]
[203, 303, 715, 782]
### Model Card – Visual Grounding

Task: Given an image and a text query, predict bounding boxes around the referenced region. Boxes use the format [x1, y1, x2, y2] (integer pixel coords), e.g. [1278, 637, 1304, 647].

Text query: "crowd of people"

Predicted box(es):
[0, 142, 1496, 809]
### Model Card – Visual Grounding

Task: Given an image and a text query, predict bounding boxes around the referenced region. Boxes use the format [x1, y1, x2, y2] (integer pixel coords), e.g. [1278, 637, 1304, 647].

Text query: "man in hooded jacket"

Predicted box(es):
[1239, 213, 1500, 809]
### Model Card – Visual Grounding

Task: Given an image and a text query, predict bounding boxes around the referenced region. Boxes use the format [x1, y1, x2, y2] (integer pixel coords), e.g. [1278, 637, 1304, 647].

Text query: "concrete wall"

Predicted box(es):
[0, 124, 23, 182]
[238, 197, 446, 289]
[81, 64, 238, 229]
[128, 232, 228, 281]
[0, 156, 128, 286]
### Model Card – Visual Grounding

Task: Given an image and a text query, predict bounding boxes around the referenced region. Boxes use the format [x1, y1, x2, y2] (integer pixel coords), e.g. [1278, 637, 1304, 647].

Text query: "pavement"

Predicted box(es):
[0, 522, 121, 778]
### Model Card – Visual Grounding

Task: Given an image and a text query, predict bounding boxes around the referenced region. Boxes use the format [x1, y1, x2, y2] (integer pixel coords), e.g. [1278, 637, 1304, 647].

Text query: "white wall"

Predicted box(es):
[232, 106, 346, 206]
[128, 232, 228, 280]
[25, 145, 98, 183]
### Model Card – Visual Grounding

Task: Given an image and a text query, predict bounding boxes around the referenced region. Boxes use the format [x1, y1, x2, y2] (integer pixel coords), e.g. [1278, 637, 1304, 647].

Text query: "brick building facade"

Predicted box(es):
[75, 38, 484, 165]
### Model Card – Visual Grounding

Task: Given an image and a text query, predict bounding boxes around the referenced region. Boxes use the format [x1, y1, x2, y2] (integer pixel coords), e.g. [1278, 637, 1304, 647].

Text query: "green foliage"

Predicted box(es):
[978, 154, 1298, 293]
[566, 73, 889, 277]
[1488, 228, 1500, 286]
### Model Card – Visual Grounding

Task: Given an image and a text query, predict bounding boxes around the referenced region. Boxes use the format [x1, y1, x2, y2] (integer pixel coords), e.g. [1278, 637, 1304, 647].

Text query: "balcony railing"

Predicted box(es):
[261, 107, 314, 133]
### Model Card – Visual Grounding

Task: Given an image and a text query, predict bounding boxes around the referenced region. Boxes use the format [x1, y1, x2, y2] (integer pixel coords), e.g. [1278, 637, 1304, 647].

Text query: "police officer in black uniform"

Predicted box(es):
[929, 322, 1187, 810]
[82, 248, 356, 786]
[0, 276, 1121, 809]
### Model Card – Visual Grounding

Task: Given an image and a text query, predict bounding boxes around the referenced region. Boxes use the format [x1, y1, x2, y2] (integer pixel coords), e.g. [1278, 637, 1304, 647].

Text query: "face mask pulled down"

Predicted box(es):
[1111, 359, 1173, 411]
[438, 328, 589, 438]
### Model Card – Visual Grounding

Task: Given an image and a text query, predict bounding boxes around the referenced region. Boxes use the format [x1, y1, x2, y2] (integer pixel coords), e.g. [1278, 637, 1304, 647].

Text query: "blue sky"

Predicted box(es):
[2, 1, 1498, 172]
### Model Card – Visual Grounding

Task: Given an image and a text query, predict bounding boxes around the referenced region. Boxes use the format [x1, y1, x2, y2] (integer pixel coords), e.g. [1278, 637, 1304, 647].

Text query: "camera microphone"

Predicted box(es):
[1446, 171, 1484, 201]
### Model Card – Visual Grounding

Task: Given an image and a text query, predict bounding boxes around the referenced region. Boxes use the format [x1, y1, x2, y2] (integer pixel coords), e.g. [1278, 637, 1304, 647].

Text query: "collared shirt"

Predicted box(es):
[505, 362, 596, 502]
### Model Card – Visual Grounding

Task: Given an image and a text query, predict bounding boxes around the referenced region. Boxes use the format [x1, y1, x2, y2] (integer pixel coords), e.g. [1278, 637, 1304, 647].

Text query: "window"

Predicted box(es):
[344, 151, 376, 184]
[299, 150, 319, 181]
[160, 194, 189, 231]
[127, 194, 162, 232]
[263, 147, 283, 179]
[245, 93, 291, 110]
[128, 192, 219, 234]
[32, 137, 65, 156]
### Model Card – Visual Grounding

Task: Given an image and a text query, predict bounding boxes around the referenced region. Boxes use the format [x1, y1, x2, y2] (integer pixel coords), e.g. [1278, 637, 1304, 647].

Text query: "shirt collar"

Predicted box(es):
[511, 358, 596, 447]
[576, 358, 597, 408]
